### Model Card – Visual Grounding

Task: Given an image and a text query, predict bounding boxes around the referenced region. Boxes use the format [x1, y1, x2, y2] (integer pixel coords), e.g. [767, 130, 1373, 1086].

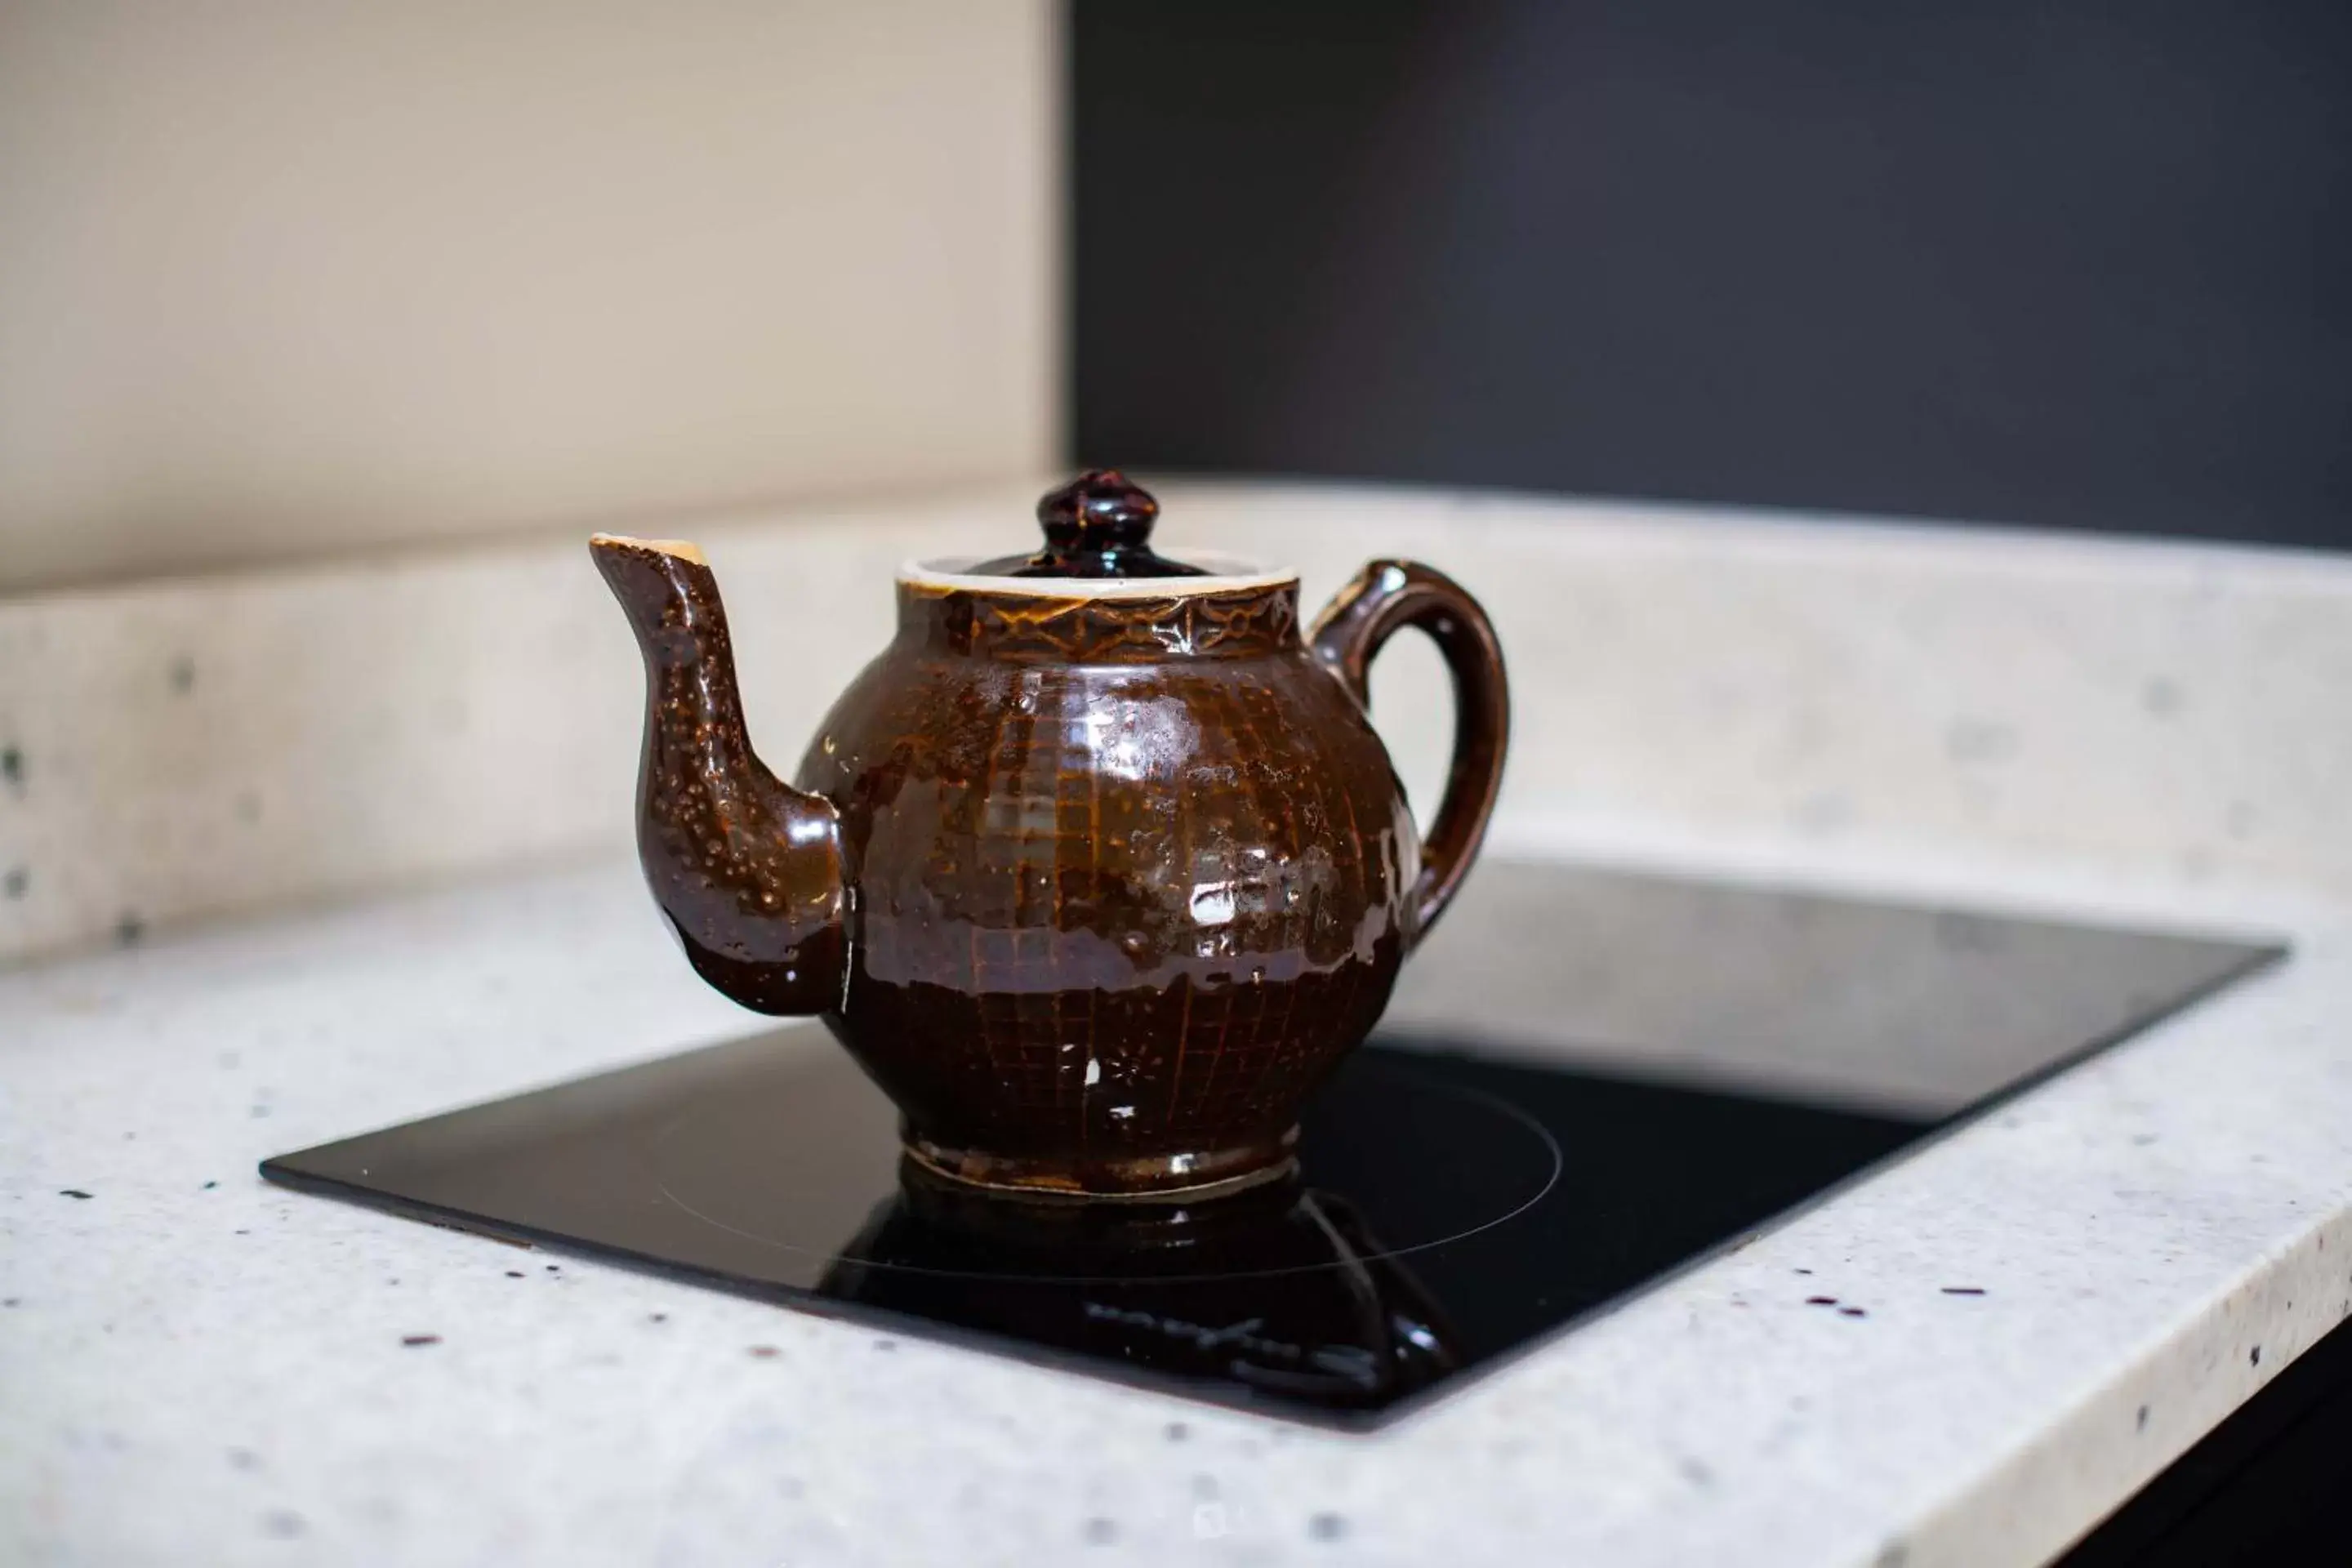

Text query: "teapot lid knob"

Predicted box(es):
[970, 470, 1205, 579]
[1039, 470, 1159, 555]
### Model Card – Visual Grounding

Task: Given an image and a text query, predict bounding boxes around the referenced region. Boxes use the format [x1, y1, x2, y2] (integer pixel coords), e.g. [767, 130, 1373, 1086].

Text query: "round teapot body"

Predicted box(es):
[795, 567, 1417, 1198]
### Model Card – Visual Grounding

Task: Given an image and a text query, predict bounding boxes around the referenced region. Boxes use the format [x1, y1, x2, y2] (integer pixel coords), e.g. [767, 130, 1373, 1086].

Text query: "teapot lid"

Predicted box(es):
[968, 470, 1207, 580]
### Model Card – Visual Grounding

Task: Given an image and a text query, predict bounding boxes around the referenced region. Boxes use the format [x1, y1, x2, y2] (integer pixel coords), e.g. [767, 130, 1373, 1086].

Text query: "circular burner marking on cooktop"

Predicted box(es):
[647, 1051, 1561, 1285]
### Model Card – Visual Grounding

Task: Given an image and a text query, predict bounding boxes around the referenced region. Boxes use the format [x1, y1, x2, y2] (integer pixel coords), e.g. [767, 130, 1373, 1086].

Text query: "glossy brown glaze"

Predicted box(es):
[1311, 561, 1510, 936]
[590, 536, 848, 1013]
[590, 480, 1508, 1200]
[803, 572, 1414, 1198]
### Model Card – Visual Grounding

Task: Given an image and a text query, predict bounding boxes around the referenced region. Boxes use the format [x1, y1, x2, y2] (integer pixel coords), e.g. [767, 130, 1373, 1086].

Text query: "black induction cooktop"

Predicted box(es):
[263, 862, 2283, 1428]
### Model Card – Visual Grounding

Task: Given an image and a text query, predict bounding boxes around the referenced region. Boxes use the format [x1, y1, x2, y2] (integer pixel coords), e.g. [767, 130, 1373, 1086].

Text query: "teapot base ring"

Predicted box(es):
[900, 1128, 1300, 1205]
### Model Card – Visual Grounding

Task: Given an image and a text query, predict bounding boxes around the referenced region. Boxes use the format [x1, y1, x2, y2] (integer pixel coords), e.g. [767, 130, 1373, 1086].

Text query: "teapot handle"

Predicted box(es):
[1310, 561, 1510, 947]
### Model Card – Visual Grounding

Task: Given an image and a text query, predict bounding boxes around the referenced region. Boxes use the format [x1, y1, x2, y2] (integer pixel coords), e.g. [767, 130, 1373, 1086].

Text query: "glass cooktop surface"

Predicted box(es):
[264, 862, 2283, 1428]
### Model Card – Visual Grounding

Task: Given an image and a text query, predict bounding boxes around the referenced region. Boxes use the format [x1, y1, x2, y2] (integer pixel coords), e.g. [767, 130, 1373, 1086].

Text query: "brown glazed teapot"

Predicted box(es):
[590, 472, 1507, 1201]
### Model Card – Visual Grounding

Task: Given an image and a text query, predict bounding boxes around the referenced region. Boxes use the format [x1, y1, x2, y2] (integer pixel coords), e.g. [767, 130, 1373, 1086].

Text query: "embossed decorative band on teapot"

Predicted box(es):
[591, 472, 1508, 1201]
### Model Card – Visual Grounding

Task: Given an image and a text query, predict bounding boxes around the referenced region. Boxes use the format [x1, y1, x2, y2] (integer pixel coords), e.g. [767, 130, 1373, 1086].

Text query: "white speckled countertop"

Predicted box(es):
[5, 485, 2350, 1566]
[6, 833, 2347, 1567]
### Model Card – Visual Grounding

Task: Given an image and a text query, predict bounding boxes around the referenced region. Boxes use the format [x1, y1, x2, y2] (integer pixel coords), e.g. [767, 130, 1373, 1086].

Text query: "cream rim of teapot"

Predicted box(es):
[900, 550, 1295, 599]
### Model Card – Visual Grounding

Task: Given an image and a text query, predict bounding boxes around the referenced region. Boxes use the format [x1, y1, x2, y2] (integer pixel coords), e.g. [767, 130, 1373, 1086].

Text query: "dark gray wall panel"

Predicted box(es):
[1072, 2, 2352, 549]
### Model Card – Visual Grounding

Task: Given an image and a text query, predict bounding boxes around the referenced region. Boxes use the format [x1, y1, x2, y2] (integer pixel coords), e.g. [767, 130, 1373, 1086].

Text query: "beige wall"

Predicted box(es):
[0, 0, 1059, 591]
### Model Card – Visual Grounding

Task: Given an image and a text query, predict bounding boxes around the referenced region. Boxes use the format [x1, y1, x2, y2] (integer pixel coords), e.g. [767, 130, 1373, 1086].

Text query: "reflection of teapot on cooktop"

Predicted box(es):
[592, 471, 1509, 1200]
[817, 1162, 1463, 1408]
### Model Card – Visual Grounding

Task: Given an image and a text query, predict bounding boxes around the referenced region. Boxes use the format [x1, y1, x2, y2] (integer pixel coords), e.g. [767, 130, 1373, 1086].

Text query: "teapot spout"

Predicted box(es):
[590, 534, 847, 1015]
